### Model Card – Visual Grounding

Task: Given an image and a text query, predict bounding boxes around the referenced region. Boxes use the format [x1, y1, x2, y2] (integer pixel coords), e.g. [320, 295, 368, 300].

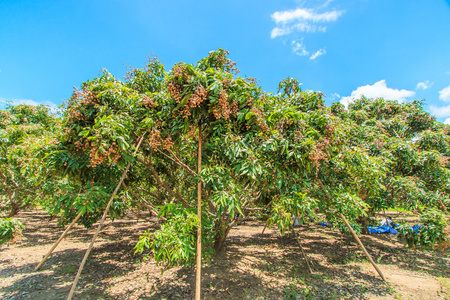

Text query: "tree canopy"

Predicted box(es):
[1, 49, 448, 259]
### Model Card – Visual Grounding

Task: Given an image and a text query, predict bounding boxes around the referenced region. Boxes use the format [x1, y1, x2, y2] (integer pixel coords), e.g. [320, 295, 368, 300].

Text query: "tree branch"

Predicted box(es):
[122, 183, 166, 221]
[157, 148, 216, 213]
[138, 154, 189, 209]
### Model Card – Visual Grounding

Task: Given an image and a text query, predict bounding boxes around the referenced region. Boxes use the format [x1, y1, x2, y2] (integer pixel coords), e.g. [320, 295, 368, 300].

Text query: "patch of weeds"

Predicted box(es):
[208, 281, 217, 290]
[376, 255, 383, 263]
[439, 277, 450, 297]
[284, 284, 299, 299]
[353, 284, 369, 295]
[65, 266, 77, 274]
[264, 263, 275, 273]
[360, 258, 370, 264]
[276, 265, 286, 275]
[291, 267, 300, 280]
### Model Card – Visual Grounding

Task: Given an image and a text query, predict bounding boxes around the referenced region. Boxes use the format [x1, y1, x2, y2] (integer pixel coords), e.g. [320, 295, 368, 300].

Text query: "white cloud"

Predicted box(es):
[270, 5, 344, 39]
[271, 2, 344, 59]
[444, 118, 450, 125]
[328, 92, 340, 101]
[271, 27, 294, 38]
[340, 80, 415, 107]
[446, 71, 450, 75]
[272, 8, 344, 24]
[310, 49, 326, 60]
[271, 23, 326, 38]
[416, 80, 433, 90]
[439, 85, 450, 102]
[291, 40, 309, 56]
[0, 97, 59, 114]
[12, 99, 42, 106]
[429, 105, 450, 118]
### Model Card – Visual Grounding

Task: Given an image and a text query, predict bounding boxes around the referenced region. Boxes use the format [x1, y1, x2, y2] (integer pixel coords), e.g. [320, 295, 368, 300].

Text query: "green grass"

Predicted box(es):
[65, 266, 77, 274]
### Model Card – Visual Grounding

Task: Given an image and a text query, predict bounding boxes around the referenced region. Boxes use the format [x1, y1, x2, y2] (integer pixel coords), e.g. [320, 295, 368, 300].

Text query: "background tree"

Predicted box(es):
[0, 104, 58, 218]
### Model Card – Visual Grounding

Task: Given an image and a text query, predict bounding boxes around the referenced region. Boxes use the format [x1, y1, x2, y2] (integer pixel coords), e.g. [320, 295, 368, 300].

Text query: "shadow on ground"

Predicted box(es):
[1, 210, 448, 299]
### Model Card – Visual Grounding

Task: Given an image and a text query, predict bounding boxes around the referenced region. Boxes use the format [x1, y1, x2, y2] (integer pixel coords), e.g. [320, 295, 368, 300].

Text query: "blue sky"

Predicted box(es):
[1, 0, 450, 123]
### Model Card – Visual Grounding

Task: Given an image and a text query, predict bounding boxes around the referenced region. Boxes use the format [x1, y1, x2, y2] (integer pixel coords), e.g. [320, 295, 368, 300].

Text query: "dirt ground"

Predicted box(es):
[1, 209, 449, 300]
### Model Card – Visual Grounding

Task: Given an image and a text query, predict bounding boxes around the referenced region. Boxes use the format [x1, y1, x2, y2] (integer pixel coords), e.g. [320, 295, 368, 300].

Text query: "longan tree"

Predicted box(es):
[46, 49, 449, 272]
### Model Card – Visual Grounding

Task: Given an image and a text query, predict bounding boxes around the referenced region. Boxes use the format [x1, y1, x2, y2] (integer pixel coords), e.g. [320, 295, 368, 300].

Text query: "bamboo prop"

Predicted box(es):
[34, 211, 82, 271]
[67, 133, 146, 300]
[260, 199, 278, 234]
[290, 226, 313, 274]
[438, 199, 447, 212]
[261, 222, 268, 234]
[338, 213, 386, 282]
[315, 176, 385, 281]
[195, 124, 202, 300]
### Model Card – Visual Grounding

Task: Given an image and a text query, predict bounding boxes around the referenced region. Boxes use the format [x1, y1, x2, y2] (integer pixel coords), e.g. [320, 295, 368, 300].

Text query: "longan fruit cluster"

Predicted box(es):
[168, 81, 184, 103]
[191, 86, 207, 107]
[162, 136, 174, 150]
[294, 130, 304, 142]
[373, 138, 385, 150]
[213, 90, 229, 119]
[212, 90, 239, 120]
[148, 129, 161, 149]
[308, 138, 331, 172]
[324, 124, 335, 136]
[439, 155, 450, 166]
[251, 107, 269, 133]
[172, 64, 189, 80]
[66, 87, 99, 124]
[66, 109, 87, 122]
[212, 50, 240, 75]
[89, 142, 120, 167]
[178, 85, 208, 119]
[187, 124, 198, 139]
[74, 140, 90, 152]
[143, 95, 156, 108]
[71, 87, 99, 107]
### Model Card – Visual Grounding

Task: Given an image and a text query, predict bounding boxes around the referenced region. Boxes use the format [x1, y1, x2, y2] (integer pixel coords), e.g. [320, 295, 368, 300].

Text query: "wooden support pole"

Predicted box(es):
[195, 124, 202, 300]
[34, 211, 82, 271]
[67, 134, 145, 300]
[261, 222, 268, 234]
[316, 176, 385, 281]
[291, 226, 313, 274]
[338, 213, 386, 281]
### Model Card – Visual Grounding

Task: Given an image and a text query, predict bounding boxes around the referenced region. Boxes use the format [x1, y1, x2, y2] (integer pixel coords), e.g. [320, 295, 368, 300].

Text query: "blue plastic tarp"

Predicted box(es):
[412, 224, 421, 232]
[367, 225, 399, 234]
[318, 221, 420, 235]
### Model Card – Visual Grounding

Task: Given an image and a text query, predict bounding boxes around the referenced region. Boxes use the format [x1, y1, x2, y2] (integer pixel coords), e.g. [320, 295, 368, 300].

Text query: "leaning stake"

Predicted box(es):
[338, 213, 386, 281]
[291, 226, 313, 274]
[195, 124, 202, 300]
[67, 133, 146, 300]
[35, 211, 82, 271]
[316, 176, 385, 281]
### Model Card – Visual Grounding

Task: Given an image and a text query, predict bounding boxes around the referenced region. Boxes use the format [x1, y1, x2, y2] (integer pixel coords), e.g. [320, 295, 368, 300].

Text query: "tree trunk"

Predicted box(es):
[214, 228, 230, 252]
[358, 215, 370, 235]
[213, 217, 238, 252]
[7, 191, 20, 218]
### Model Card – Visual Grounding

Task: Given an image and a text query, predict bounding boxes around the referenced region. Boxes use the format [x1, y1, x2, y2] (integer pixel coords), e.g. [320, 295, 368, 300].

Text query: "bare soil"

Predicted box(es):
[1, 209, 449, 300]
